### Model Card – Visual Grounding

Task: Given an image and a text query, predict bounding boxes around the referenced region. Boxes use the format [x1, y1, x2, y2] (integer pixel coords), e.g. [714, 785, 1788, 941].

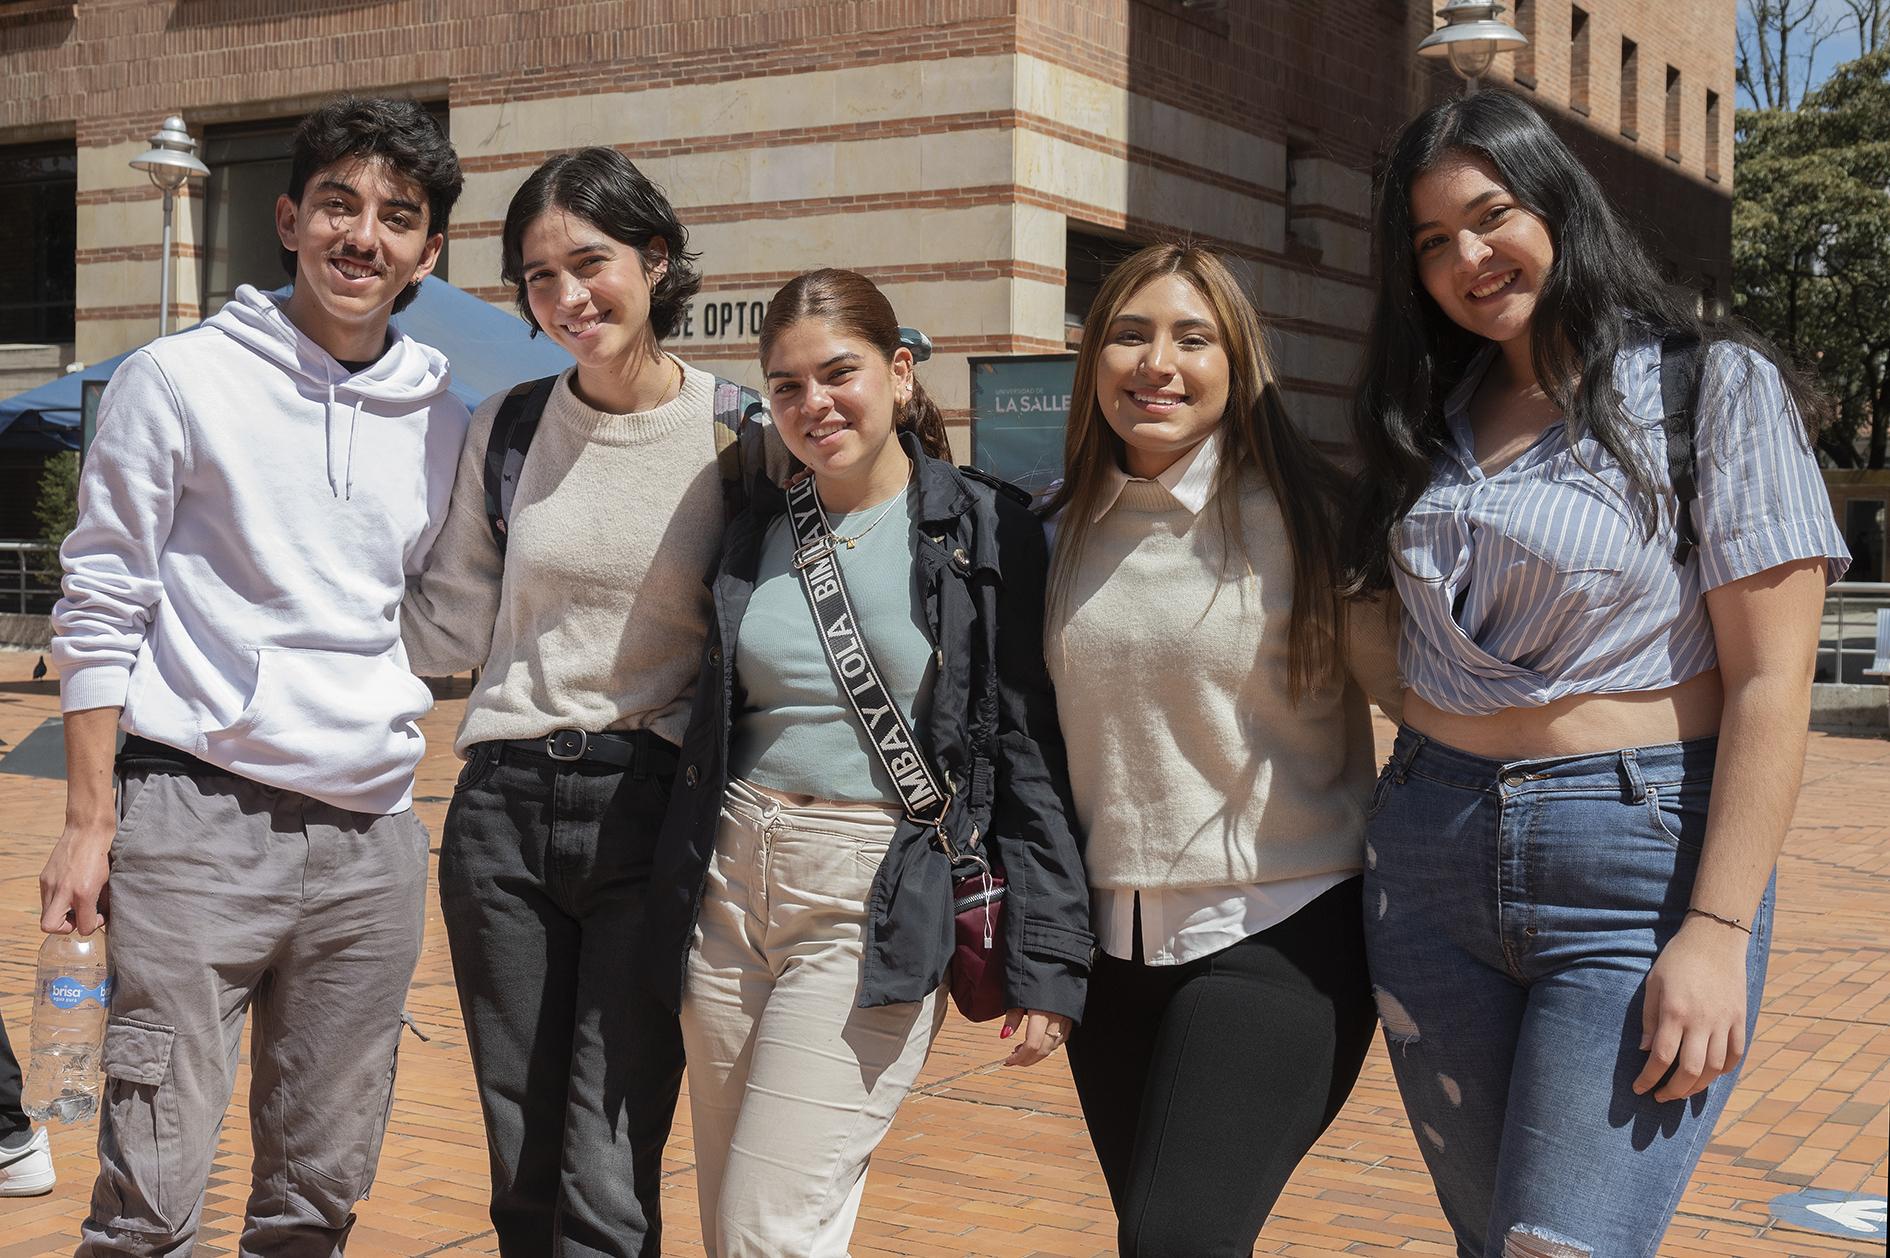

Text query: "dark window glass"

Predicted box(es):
[1706, 89, 1722, 181]
[1513, 0, 1536, 86]
[1621, 38, 1640, 138]
[1570, 7, 1591, 114]
[1665, 65, 1683, 161]
[1065, 228, 1141, 348]
[0, 141, 77, 343]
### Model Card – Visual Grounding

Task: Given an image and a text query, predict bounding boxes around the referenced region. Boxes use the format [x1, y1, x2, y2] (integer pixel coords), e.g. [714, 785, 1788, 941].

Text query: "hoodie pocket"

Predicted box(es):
[205, 647, 433, 800]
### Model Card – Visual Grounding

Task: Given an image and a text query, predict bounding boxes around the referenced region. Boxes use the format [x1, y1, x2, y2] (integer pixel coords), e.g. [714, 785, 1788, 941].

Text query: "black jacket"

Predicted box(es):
[644, 432, 1093, 1019]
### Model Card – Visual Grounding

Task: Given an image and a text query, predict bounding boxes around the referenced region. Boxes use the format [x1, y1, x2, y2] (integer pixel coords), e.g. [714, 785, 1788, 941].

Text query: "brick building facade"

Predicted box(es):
[1, 0, 1735, 475]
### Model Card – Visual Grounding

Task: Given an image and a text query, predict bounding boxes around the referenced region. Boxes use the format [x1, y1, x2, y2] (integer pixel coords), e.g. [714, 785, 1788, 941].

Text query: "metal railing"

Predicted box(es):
[0, 541, 60, 616]
[1822, 582, 1890, 685]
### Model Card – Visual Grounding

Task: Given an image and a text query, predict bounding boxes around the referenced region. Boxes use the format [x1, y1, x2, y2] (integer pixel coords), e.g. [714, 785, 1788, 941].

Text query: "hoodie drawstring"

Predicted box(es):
[344, 394, 362, 500]
[324, 381, 339, 499]
[322, 379, 364, 500]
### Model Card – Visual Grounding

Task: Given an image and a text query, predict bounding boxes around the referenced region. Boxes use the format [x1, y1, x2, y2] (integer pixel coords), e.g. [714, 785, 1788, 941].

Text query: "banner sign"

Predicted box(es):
[968, 353, 1077, 497]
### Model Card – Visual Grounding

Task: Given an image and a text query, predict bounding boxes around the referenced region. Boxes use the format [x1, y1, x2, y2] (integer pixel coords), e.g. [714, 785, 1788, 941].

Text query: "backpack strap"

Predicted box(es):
[712, 375, 767, 522]
[1659, 333, 1706, 566]
[482, 375, 559, 557]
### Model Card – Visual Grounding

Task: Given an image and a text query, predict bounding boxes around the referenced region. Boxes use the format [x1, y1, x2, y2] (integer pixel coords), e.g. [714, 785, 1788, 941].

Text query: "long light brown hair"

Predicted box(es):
[1045, 242, 1346, 698]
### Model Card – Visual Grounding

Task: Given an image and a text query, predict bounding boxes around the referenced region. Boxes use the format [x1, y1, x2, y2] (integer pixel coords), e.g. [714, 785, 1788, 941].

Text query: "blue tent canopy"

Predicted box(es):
[0, 278, 573, 451]
[392, 275, 574, 409]
[0, 351, 135, 452]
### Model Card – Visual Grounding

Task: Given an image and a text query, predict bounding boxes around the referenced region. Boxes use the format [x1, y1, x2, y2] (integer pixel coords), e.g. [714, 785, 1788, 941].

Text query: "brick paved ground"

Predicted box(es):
[1, 649, 1883, 1256]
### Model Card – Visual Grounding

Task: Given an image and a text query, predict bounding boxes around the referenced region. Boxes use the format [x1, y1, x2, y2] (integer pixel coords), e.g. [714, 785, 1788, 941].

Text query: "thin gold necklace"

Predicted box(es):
[817, 469, 911, 550]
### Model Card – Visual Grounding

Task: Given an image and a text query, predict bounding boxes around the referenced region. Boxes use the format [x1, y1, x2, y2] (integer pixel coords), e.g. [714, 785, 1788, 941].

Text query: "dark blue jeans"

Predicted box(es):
[1362, 728, 1773, 1258]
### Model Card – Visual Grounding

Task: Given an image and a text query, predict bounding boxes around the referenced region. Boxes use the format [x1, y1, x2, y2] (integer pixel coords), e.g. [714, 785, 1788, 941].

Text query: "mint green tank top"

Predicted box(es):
[729, 485, 937, 804]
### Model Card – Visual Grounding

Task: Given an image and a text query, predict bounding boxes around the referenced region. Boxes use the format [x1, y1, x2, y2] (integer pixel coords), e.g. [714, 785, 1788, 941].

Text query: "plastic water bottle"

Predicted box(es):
[23, 928, 112, 1124]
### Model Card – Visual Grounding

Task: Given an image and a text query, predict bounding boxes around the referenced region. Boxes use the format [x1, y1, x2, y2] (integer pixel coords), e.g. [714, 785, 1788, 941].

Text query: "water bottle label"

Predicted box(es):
[48, 976, 113, 1009]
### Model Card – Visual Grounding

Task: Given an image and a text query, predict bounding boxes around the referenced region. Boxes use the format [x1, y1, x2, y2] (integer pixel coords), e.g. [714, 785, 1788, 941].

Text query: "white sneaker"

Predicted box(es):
[0, 1125, 55, 1196]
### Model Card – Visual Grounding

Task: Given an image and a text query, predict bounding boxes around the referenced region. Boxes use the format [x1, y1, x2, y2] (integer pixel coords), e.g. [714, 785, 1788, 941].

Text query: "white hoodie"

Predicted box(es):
[53, 285, 471, 814]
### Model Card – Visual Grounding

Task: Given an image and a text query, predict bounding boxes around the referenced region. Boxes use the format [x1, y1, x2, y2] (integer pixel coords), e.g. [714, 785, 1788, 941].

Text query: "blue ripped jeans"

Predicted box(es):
[1362, 728, 1773, 1258]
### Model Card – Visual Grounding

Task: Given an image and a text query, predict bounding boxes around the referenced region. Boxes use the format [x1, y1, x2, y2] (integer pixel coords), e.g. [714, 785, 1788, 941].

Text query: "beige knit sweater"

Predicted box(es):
[401, 362, 728, 753]
[1045, 470, 1402, 891]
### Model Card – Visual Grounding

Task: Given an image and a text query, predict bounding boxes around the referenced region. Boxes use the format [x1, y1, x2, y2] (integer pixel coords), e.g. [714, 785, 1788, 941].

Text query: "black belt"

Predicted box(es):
[118, 733, 221, 778]
[497, 728, 678, 772]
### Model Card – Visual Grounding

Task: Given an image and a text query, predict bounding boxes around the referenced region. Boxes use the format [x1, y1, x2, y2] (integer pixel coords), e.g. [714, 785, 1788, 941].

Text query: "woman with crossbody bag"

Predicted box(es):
[400, 148, 776, 1257]
[643, 268, 1093, 1257]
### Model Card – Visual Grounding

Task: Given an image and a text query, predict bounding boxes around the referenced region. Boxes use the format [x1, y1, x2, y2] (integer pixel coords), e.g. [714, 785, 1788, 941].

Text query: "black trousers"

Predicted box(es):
[1067, 876, 1377, 1258]
[0, 1008, 26, 1140]
[438, 737, 686, 1258]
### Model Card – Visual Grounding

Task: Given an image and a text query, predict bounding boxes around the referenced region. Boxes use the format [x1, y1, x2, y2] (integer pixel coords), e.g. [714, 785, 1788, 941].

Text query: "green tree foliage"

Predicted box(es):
[34, 450, 79, 549]
[1734, 49, 1890, 467]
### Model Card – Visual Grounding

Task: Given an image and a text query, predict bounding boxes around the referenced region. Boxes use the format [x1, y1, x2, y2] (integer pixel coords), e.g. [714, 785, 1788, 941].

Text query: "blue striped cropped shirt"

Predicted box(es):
[1393, 335, 1851, 716]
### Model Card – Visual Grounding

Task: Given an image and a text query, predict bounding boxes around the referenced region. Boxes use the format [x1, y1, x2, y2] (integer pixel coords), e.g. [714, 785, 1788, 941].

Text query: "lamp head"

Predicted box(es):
[129, 115, 210, 192]
[1417, 0, 1528, 82]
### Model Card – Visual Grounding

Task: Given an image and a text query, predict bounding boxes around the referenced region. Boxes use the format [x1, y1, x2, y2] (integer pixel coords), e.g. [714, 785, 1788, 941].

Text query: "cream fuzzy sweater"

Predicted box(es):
[401, 363, 728, 753]
[1045, 470, 1401, 891]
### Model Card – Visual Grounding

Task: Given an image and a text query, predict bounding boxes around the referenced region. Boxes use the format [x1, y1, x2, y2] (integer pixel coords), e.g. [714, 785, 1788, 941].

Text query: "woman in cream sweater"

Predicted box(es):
[1044, 243, 1401, 1256]
[399, 148, 771, 1257]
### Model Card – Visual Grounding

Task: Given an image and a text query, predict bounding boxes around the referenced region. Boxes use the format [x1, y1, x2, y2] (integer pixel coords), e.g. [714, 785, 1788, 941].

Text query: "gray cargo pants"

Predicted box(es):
[78, 768, 429, 1257]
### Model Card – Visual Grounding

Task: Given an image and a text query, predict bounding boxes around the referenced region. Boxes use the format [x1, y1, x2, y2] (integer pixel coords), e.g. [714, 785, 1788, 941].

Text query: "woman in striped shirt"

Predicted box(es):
[1344, 93, 1849, 1256]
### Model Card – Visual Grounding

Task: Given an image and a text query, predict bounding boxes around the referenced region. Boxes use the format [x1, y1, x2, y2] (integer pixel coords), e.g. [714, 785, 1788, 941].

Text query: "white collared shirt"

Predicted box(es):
[1085, 431, 1351, 966]
[1090, 427, 1224, 521]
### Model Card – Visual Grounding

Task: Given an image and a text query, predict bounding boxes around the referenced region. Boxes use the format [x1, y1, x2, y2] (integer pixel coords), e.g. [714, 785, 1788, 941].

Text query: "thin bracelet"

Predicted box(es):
[1687, 907, 1753, 935]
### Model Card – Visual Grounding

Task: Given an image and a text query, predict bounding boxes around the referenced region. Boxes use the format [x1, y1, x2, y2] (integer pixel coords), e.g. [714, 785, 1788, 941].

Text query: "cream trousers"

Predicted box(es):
[680, 777, 948, 1257]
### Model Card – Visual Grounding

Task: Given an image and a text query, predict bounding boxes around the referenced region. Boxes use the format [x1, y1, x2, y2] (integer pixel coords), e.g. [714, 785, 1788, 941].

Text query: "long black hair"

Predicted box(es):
[500, 147, 702, 341]
[1343, 90, 1828, 593]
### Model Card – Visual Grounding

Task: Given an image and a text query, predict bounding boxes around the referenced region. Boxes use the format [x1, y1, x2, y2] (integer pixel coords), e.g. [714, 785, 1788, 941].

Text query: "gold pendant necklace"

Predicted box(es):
[817, 469, 911, 549]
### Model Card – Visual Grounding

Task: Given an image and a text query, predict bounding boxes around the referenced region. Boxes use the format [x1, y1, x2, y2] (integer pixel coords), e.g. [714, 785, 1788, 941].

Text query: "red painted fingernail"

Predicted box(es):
[999, 1025, 1014, 1039]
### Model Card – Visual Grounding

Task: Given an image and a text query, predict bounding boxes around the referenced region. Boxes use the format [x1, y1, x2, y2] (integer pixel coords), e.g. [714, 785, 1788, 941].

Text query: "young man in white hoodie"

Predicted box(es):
[41, 96, 467, 1256]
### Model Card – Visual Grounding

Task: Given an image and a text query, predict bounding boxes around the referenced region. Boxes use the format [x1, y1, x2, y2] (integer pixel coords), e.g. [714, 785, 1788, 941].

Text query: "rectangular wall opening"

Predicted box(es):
[1620, 38, 1639, 139]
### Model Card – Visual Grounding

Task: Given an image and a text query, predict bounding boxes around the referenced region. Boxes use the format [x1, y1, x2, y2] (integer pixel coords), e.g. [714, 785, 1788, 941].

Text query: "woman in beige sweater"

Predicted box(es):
[399, 148, 771, 1258]
[1044, 243, 1401, 1256]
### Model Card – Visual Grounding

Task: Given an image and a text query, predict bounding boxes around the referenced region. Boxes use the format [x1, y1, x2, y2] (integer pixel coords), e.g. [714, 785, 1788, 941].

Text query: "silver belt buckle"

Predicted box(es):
[545, 729, 588, 761]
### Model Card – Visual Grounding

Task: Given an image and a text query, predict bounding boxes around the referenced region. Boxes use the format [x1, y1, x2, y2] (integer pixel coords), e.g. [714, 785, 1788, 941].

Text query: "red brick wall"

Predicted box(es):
[1019, 0, 1415, 168]
[0, 0, 1016, 144]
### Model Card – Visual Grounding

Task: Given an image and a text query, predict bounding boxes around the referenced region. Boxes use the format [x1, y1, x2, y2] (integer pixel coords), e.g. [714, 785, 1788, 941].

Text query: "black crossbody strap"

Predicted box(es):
[482, 374, 559, 556]
[782, 473, 956, 846]
[1660, 332, 1705, 566]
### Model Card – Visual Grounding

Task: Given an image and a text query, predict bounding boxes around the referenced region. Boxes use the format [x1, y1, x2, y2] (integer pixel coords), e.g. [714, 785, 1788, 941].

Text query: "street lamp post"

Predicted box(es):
[128, 116, 209, 337]
[1417, 0, 1529, 93]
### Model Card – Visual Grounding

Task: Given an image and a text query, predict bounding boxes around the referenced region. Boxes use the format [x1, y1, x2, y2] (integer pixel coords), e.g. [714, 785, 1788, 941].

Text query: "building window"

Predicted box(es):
[201, 121, 296, 313]
[1570, 7, 1591, 115]
[0, 140, 76, 343]
[1705, 90, 1722, 181]
[1620, 38, 1640, 139]
[1845, 498, 1887, 583]
[201, 104, 450, 313]
[1064, 227, 1140, 348]
[1283, 139, 1323, 263]
[1513, 0, 1536, 87]
[1665, 66, 1683, 162]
